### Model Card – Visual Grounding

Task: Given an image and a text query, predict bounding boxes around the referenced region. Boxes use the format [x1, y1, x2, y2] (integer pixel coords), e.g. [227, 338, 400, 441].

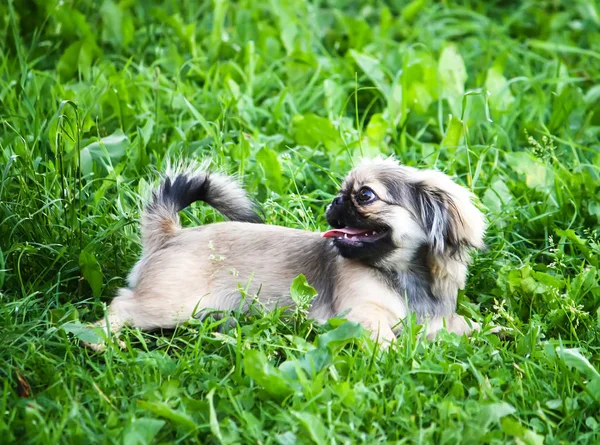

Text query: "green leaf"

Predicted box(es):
[360, 113, 389, 158]
[527, 39, 600, 60]
[482, 179, 513, 215]
[438, 44, 467, 116]
[555, 229, 595, 265]
[122, 418, 165, 445]
[158, 13, 197, 55]
[137, 401, 196, 431]
[519, 430, 546, 445]
[290, 274, 318, 307]
[555, 228, 587, 246]
[56, 41, 82, 81]
[571, 266, 599, 299]
[485, 64, 515, 113]
[211, 0, 229, 54]
[207, 389, 224, 444]
[476, 402, 516, 429]
[441, 115, 464, 151]
[406, 82, 434, 114]
[292, 411, 327, 445]
[506, 265, 552, 295]
[137, 351, 178, 376]
[275, 432, 298, 445]
[584, 84, 600, 105]
[101, 0, 134, 47]
[501, 417, 527, 437]
[54, 9, 94, 39]
[269, 0, 300, 54]
[80, 129, 129, 176]
[243, 350, 296, 399]
[505, 152, 554, 192]
[589, 201, 600, 222]
[293, 113, 342, 151]
[502, 418, 545, 445]
[549, 83, 585, 133]
[79, 249, 103, 298]
[403, 49, 438, 114]
[78, 38, 101, 79]
[365, 113, 388, 146]
[139, 118, 155, 148]
[181, 95, 215, 138]
[324, 78, 345, 116]
[48, 100, 79, 156]
[94, 164, 125, 205]
[60, 321, 103, 344]
[256, 146, 284, 194]
[588, 377, 600, 401]
[532, 270, 564, 291]
[160, 379, 182, 400]
[401, 0, 427, 22]
[50, 307, 79, 325]
[317, 321, 364, 351]
[556, 347, 600, 380]
[279, 346, 331, 380]
[0, 247, 4, 289]
[350, 50, 390, 97]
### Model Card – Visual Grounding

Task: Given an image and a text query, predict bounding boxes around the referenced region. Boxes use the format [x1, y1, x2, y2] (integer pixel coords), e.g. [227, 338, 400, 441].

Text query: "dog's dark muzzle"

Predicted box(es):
[326, 196, 346, 228]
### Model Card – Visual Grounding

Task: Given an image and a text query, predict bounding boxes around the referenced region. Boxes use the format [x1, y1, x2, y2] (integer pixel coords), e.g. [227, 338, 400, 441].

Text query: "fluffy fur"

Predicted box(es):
[85, 157, 491, 350]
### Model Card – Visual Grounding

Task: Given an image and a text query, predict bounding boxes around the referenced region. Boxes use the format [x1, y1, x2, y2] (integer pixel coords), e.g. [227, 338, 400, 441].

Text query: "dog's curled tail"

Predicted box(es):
[141, 167, 262, 253]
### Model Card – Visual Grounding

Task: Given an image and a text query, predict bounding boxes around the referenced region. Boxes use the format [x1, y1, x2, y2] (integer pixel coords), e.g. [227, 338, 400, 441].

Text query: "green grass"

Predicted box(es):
[1, 0, 600, 443]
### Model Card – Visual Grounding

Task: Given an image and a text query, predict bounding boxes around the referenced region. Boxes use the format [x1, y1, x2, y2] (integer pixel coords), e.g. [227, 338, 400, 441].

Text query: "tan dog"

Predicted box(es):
[86, 158, 491, 350]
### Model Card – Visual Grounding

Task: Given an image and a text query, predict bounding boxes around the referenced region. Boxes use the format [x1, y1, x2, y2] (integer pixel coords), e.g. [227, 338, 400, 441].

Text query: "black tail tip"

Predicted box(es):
[244, 210, 264, 224]
[154, 171, 264, 224]
[158, 173, 209, 212]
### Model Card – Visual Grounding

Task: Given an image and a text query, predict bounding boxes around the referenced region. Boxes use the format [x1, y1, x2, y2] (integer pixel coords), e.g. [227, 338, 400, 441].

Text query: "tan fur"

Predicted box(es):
[88, 223, 407, 348]
[416, 169, 486, 248]
[416, 168, 485, 300]
[332, 260, 407, 343]
[141, 204, 180, 256]
[428, 256, 467, 298]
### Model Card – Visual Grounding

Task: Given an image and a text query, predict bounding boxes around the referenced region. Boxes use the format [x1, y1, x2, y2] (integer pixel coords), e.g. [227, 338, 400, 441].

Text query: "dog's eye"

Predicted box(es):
[356, 187, 377, 204]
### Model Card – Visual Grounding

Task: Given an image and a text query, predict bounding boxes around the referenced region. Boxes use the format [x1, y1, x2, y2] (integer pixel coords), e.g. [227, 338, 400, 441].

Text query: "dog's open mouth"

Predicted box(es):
[322, 227, 387, 243]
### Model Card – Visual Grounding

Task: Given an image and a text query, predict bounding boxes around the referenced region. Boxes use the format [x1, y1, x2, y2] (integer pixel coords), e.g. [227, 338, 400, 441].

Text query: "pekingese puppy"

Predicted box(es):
[86, 157, 492, 350]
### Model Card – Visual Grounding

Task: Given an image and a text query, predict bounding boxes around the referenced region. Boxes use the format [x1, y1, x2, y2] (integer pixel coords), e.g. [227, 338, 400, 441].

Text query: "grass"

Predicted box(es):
[1, 0, 600, 443]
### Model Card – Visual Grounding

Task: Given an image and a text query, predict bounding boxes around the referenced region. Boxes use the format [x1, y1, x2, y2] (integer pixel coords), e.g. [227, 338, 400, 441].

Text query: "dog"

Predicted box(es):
[85, 157, 491, 350]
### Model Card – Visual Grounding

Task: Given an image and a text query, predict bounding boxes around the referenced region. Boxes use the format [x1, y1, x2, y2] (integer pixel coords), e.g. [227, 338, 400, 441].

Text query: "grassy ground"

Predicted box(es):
[1, 0, 600, 443]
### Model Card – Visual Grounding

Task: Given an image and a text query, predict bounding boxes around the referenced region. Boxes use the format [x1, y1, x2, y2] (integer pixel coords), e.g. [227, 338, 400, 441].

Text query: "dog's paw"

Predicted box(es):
[82, 337, 126, 352]
[83, 340, 107, 352]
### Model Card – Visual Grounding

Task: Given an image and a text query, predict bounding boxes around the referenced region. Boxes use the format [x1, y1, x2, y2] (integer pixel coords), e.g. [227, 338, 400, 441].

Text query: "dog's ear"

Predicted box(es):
[411, 170, 486, 300]
[412, 170, 486, 257]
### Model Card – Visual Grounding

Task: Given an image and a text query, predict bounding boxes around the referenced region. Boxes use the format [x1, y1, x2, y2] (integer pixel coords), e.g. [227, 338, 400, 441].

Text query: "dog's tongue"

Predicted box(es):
[322, 227, 369, 238]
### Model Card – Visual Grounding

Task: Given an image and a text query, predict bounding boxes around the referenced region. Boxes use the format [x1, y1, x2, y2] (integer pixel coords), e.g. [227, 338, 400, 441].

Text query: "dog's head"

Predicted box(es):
[323, 157, 486, 271]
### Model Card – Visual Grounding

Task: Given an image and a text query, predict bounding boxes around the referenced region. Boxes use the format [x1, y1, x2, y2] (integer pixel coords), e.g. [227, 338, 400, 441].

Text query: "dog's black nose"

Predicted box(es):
[326, 196, 345, 228]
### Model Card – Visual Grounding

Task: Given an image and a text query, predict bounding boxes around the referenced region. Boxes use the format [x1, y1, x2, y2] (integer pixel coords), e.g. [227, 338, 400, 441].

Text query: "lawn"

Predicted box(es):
[1, 0, 600, 443]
